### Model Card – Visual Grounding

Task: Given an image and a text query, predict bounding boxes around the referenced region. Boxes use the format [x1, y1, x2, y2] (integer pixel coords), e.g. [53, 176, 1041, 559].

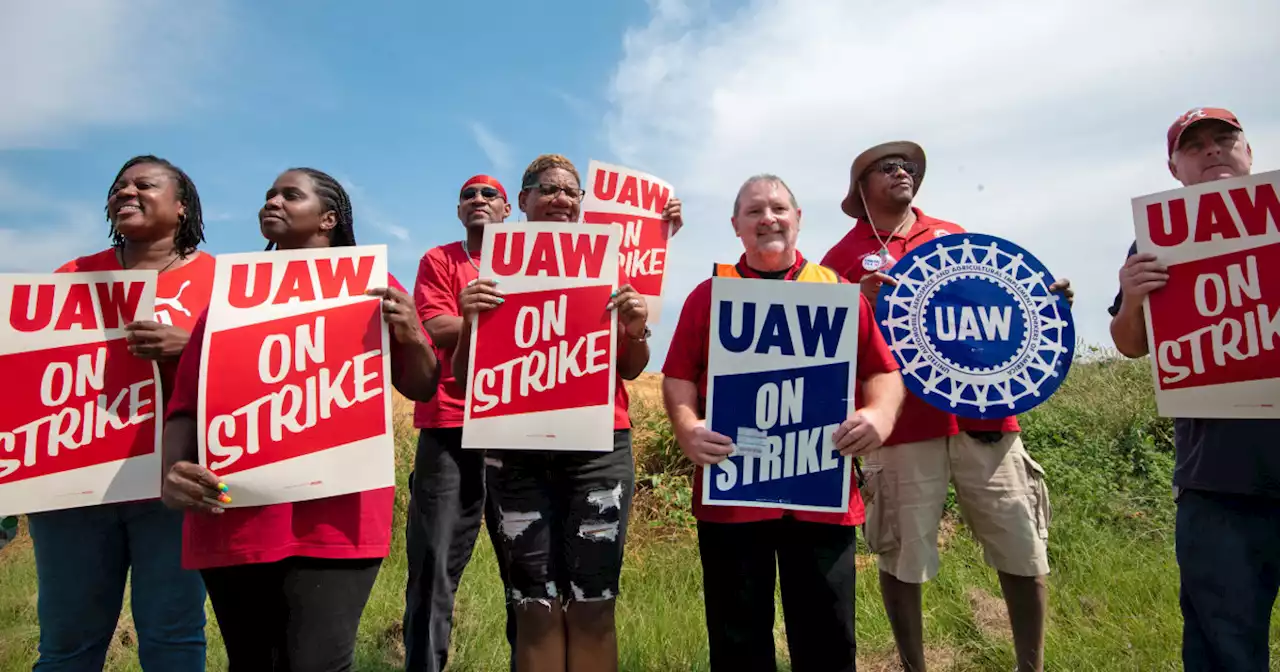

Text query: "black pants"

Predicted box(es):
[486, 430, 635, 604]
[697, 518, 858, 672]
[201, 556, 382, 672]
[403, 428, 516, 672]
[1177, 489, 1280, 671]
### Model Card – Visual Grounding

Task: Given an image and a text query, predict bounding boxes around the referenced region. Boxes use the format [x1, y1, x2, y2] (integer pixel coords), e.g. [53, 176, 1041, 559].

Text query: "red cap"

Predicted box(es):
[460, 174, 507, 201]
[1167, 107, 1243, 157]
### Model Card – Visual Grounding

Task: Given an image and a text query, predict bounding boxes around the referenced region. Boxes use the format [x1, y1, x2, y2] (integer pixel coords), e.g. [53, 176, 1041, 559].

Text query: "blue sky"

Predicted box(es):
[3, 0, 1279, 369]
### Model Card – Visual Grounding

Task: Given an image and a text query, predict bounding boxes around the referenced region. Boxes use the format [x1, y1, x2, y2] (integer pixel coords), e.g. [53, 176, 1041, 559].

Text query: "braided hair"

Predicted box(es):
[106, 155, 205, 258]
[264, 167, 356, 250]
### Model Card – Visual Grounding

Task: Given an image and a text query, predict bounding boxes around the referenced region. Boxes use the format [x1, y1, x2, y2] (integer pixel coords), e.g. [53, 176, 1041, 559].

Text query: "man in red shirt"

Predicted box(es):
[404, 174, 516, 672]
[664, 173, 906, 670]
[822, 142, 1069, 672]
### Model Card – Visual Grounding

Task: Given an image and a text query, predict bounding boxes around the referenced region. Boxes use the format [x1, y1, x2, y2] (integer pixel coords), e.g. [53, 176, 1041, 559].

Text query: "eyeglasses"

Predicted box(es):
[873, 160, 920, 177]
[525, 183, 585, 201]
[461, 186, 503, 201]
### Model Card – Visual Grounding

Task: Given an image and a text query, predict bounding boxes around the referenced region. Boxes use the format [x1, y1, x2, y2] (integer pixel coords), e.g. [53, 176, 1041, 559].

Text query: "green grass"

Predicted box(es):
[2, 354, 1278, 670]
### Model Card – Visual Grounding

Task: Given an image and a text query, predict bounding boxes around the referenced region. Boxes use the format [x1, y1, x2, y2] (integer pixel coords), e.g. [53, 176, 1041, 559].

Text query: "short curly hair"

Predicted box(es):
[520, 154, 581, 191]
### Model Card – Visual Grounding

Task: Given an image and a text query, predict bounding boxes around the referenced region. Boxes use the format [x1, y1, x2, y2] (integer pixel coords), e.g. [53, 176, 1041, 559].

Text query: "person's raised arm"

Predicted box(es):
[612, 284, 650, 380]
[450, 279, 504, 386]
[663, 197, 684, 237]
[368, 286, 439, 402]
[1110, 252, 1168, 358]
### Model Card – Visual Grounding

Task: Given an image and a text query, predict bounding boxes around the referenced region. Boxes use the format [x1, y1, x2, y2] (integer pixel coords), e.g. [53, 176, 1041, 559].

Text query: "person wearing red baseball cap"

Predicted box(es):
[401, 174, 517, 672]
[822, 141, 1072, 672]
[1108, 107, 1276, 671]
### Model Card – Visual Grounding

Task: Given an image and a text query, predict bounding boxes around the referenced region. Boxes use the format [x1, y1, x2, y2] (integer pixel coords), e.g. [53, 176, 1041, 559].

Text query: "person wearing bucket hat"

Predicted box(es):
[1109, 107, 1280, 672]
[823, 141, 1072, 672]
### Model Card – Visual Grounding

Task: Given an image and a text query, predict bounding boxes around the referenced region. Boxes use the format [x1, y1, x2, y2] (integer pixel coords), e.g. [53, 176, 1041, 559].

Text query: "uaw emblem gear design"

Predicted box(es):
[875, 233, 1074, 418]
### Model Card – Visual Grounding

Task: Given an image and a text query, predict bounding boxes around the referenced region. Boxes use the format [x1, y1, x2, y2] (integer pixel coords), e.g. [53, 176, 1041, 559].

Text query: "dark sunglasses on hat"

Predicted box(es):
[872, 159, 920, 177]
[461, 186, 504, 201]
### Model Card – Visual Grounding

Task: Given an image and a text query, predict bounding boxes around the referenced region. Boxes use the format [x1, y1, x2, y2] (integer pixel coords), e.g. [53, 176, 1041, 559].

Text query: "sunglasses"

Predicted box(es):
[873, 160, 920, 177]
[526, 183, 585, 201]
[461, 186, 503, 201]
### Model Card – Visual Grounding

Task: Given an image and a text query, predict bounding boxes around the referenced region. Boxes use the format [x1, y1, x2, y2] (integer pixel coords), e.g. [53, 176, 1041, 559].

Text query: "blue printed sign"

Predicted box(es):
[704, 278, 860, 512]
[875, 233, 1074, 419]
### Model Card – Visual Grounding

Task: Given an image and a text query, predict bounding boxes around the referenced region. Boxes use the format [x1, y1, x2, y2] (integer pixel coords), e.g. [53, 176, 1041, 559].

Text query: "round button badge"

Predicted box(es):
[874, 233, 1074, 418]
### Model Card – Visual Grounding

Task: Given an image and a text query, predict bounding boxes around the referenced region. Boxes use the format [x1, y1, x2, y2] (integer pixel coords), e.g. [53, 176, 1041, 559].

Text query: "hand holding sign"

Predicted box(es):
[1119, 253, 1169, 302]
[459, 279, 504, 321]
[162, 458, 225, 515]
[367, 287, 426, 346]
[608, 284, 648, 338]
[832, 407, 893, 457]
[663, 197, 684, 236]
[1048, 277, 1076, 306]
[124, 320, 190, 360]
[676, 421, 734, 466]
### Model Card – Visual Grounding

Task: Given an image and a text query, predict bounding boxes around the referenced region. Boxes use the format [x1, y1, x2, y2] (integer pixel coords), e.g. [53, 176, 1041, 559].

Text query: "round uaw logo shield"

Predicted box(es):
[875, 233, 1074, 418]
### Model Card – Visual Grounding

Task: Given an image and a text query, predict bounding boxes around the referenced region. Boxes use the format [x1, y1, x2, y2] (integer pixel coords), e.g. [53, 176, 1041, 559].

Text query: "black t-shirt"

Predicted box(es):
[1111, 243, 1280, 498]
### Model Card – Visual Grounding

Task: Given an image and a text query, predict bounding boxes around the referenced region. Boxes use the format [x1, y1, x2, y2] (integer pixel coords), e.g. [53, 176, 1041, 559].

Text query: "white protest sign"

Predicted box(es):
[582, 160, 674, 323]
[704, 277, 859, 512]
[1132, 168, 1280, 418]
[198, 245, 395, 506]
[462, 222, 620, 451]
[0, 271, 162, 515]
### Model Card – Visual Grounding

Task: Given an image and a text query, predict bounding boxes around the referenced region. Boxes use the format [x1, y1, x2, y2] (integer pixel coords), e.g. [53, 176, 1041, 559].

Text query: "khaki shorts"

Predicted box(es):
[861, 432, 1051, 583]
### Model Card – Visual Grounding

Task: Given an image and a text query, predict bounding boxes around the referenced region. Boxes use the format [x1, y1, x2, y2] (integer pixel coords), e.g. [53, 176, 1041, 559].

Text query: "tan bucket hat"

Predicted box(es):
[840, 140, 927, 219]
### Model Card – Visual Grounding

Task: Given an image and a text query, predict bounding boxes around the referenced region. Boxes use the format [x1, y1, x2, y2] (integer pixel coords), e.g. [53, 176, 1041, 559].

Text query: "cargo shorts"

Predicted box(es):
[861, 431, 1051, 583]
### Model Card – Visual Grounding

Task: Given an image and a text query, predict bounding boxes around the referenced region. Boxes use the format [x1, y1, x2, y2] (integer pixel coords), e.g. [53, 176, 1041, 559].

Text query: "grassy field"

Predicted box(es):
[2, 354, 1278, 670]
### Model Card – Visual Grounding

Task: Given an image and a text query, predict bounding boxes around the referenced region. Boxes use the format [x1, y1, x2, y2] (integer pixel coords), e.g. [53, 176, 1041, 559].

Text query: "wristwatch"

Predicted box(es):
[628, 326, 652, 342]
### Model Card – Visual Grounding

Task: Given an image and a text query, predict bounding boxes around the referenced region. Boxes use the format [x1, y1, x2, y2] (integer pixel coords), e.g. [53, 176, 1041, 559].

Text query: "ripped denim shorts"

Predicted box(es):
[485, 430, 635, 605]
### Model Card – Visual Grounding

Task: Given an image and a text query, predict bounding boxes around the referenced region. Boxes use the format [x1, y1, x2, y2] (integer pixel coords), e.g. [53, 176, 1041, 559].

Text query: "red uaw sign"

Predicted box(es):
[198, 245, 394, 506]
[1132, 168, 1280, 418]
[582, 160, 673, 323]
[0, 271, 162, 515]
[462, 222, 620, 451]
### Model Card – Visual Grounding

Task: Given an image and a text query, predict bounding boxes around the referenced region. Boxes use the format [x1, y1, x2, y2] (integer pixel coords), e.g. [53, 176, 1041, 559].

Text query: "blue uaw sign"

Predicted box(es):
[875, 233, 1074, 419]
[705, 278, 860, 512]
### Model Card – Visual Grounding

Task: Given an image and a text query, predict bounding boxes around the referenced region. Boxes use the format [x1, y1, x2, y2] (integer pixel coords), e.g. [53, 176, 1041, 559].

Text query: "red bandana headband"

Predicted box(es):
[460, 174, 507, 201]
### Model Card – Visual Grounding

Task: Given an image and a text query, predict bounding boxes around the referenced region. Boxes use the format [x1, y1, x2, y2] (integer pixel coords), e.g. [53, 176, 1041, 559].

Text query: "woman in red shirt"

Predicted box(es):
[159, 167, 438, 670]
[452, 154, 652, 672]
[27, 155, 213, 670]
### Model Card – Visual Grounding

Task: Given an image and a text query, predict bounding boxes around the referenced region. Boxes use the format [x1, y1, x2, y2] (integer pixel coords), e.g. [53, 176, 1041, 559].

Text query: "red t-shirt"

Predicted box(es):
[661, 253, 900, 526]
[55, 249, 216, 399]
[420, 241, 635, 433]
[167, 274, 427, 570]
[412, 242, 476, 429]
[821, 209, 1020, 440]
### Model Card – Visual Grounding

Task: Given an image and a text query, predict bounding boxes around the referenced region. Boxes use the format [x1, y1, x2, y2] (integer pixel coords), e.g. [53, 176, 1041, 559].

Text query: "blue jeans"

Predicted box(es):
[28, 500, 207, 671]
[1176, 488, 1280, 672]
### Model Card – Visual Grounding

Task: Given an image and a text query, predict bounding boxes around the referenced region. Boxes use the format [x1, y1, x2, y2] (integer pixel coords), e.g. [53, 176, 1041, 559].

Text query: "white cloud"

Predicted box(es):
[468, 122, 514, 173]
[0, 173, 107, 272]
[369, 218, 411, 243]
[0, 0, 227, 148]
[605, 0, 1280, 358]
